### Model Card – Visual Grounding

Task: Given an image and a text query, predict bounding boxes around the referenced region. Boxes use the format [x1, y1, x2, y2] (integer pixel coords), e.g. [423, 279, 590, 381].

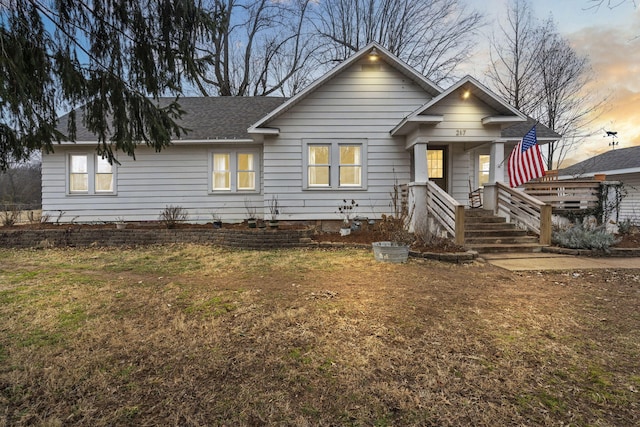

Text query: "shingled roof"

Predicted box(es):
[559, 146, 640, 177]
[57, 96, 561, 142]
[501, 117, 561, 140]
[57, 97, 288, 141]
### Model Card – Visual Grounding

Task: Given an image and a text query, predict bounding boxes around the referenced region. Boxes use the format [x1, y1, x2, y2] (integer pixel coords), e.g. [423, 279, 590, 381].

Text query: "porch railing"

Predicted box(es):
[523, 180, 600, 212]
[426, 181, 465, 245]
[496, 182, 552, 245]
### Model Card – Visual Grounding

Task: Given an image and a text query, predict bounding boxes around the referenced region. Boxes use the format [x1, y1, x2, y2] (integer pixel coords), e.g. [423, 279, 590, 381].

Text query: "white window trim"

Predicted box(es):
[208, 148, 261, 193]
[303, 139, 368, 190]
[66, 153, 117, 196]
[478, 153, 491, 188]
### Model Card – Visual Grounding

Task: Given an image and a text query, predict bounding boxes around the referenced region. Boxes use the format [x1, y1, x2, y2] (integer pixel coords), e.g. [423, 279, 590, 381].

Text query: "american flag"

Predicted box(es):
[508, 126, 546, 188]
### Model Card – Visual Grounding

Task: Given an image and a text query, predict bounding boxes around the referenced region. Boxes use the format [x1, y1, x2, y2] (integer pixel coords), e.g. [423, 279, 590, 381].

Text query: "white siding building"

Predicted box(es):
[42, 43, 560, 225]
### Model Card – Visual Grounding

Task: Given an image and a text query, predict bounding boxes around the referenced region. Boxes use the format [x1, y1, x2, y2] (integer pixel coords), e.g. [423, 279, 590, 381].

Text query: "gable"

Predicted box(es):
[266, 56, 434, 132]
[249, 42, 442, 133]
[391, 76, 526, 138]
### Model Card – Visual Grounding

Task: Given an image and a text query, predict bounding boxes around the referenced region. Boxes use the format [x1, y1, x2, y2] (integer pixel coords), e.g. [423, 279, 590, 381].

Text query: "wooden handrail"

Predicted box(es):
[496, 182, 551, 245]
[426, 181, 465, 245]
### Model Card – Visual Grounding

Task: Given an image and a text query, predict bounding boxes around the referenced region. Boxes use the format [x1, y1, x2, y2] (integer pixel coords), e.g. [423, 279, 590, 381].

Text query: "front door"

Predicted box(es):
[427, 146, 448, 192]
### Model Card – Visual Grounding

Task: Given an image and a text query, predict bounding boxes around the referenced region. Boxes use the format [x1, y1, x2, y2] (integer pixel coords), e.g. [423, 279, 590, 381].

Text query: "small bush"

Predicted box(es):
[552, 223, 619, 251]
[1, 204, 21, 226]
[159, 205, 188, 229]
[617, 219, 633, 236]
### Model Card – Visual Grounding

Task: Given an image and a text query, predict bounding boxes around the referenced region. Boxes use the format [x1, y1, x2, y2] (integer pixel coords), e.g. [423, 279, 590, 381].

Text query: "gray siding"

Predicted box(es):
[42, 145, 263, 223]
[615, 173, 640, 223]
[421, 94, 504, 141]
[263, 59, 432, 220]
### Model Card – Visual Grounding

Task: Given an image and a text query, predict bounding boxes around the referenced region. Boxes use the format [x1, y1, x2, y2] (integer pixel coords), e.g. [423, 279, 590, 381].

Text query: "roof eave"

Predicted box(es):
[560, 166, 640, 179]
[390, 115, 444, 136]
[482, 115, 527, 125]
[56, 138, 257, 145]
[247, 127, 280, 135]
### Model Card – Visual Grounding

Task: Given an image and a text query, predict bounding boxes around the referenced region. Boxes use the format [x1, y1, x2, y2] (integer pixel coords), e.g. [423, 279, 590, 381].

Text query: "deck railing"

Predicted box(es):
[426, 181, 465, 245]
[496, 182, 552, 245]
[523, 180, 600, 212]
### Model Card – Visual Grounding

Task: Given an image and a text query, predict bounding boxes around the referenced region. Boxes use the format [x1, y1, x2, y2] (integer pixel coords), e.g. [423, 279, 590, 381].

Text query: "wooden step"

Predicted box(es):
[466, 243, 545, 253]
[463, 209, 544, 254]
[465, 229, 529, 237]
[464, 236, 539, 245]
[465, 223, 518, 231]
[465, 216, 507, 224]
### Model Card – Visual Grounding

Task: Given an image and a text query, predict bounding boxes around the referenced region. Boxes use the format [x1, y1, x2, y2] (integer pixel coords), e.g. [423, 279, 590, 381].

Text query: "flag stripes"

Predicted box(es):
[508, 126, 546, 188]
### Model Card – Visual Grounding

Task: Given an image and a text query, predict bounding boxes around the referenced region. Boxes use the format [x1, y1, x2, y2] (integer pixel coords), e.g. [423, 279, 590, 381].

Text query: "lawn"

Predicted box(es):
[1, 245, 639, 426]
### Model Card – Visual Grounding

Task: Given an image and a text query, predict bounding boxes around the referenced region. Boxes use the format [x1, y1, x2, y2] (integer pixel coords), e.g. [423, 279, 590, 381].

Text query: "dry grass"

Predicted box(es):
[1, 245, 639, 426]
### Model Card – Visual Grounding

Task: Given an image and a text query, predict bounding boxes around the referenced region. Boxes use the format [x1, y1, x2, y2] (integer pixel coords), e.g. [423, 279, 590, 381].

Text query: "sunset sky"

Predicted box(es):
[465, 0, 640, 167]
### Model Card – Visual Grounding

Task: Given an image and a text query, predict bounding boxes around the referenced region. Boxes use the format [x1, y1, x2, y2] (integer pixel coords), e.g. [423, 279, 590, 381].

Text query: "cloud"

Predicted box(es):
[562, 18, 640, 165]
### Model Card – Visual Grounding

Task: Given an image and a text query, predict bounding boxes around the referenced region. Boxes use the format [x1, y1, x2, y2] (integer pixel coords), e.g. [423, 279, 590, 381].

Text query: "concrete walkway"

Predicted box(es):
[481, 252, 640, 271]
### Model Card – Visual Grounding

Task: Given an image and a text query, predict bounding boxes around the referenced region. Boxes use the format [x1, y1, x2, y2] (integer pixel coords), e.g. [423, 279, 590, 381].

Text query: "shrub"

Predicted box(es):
[1, 204, 21, 226]
[552, 223, 619, 251]
[617, 218, 633, 235]
[159, 205, 188, 229]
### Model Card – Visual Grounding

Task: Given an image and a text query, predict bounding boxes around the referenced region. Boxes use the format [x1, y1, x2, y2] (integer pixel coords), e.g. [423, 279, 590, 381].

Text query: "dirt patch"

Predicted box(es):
[614, 230, 640, 248]
[1, 246, 638, 426]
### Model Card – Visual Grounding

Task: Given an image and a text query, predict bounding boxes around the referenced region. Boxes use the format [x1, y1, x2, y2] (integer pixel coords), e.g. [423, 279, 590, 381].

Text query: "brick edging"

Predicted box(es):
[0, 227, 315, 250]
[0, 228, 479, 263]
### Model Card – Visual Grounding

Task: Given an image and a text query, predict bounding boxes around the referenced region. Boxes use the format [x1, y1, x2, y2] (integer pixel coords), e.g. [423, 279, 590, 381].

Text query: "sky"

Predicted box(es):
[464, 0, 640, 167]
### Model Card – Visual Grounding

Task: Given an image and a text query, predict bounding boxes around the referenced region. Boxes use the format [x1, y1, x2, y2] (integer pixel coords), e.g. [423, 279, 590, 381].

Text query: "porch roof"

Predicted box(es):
[391, 76, 526, 136]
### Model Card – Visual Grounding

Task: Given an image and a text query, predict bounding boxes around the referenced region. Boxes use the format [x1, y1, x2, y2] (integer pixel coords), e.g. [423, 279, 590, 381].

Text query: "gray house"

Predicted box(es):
[42, 43, 560, 230]
[560, 146, 640, 223]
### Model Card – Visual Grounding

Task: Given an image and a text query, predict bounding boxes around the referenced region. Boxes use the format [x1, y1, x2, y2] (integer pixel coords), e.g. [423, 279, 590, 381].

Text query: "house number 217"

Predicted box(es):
[456, 129, 467, 136]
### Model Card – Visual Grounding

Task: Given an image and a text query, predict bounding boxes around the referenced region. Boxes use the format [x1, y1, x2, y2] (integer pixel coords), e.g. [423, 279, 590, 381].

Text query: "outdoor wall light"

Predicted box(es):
[460, 88, 471, 100]
[368, 47, 379, 61]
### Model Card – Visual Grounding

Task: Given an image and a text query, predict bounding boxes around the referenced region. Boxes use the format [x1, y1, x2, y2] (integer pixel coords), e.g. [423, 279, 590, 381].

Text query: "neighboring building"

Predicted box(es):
[42, 43, 560, 225]
[559, 146, 640, 223]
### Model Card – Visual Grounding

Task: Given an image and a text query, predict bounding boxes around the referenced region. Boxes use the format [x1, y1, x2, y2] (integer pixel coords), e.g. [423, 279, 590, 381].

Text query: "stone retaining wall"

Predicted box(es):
[0, 227, 315, 250]
[0, 227, 479, 263]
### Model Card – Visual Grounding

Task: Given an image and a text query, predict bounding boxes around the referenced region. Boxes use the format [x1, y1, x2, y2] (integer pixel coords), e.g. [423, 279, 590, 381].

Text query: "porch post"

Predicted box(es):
[413, 143, 428, 183]
[484, 141, 505, 212]
[408, 182, 427, 234]
[489, 141, 504, 183]
[409, 143, 428, 234]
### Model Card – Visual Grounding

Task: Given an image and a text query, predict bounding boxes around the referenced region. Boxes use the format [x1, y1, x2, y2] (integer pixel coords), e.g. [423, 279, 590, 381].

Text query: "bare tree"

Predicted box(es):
[586, 0, 637, 9]
[535, 18, 605, 169]
[486, 0, 543, 113]
[193, 0, 318, 96]
[487, 1, 605, 170]
[311, 0, 484, 85]
[0, 160, 41, 208]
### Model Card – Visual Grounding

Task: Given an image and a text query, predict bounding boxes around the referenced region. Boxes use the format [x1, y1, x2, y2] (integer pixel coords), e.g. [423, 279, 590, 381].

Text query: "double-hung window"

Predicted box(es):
[212, 153, 231, 190]
[339, 145, 362, 187]
[304, 140, 366, 189]
[308, 145, 330, 187]
[237, 153, 256, 190]
[210, 150, 259, 192]
[95, 157, 114, 192]
[68, 154, 115, 195]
